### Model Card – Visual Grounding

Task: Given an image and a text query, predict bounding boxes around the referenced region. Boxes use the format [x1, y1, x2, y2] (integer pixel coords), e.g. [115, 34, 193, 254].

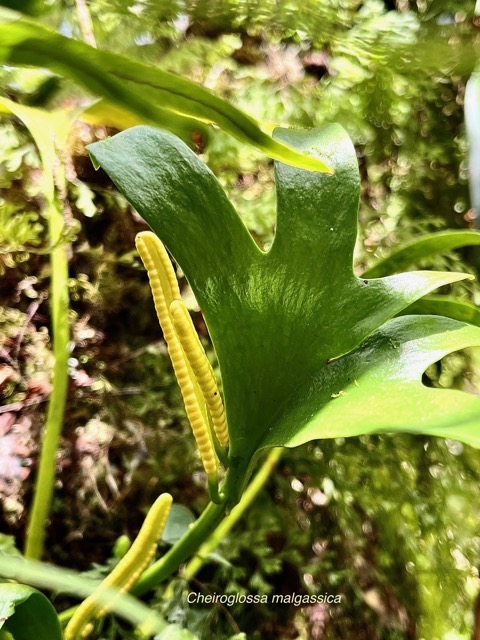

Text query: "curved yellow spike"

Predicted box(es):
[170, 300, 229, 448]
[135, 232, 219, 482]
[136, 231, 180, 303]
[65, 493, 173, 640]
[169, 344, 218, 478]
[135, 231, 181, 337]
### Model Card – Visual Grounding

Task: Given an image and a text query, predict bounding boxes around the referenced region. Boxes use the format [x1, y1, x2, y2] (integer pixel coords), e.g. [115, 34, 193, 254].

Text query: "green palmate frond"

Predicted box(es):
[88, 124, 480, 484]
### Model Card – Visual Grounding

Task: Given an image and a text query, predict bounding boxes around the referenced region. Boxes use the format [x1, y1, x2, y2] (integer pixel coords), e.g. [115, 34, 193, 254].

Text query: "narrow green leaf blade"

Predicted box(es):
[0, 9, 332, 173]
[363, 230, 480, 278]
[0, 96, 67, 194]
[400, 295, 480, 327]
[0, 0, 45, 15]
[0, 556, 167, 635]
[0, 583, 62, 640]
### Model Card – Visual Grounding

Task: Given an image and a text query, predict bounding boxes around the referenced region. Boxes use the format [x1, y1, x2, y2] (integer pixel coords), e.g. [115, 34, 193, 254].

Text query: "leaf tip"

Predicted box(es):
[0, 7, 19, 24]
[451, 272, 476, 284]
[298, 149, 335, 175]
[86, 147, 101, 171]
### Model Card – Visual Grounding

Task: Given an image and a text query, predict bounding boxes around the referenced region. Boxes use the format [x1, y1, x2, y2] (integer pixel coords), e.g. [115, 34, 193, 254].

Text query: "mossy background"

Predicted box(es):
[1, 1, 480, 638]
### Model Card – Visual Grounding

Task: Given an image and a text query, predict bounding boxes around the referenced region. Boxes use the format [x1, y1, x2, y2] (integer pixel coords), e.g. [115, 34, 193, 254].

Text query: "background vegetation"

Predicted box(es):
[1, 0, 480, 638]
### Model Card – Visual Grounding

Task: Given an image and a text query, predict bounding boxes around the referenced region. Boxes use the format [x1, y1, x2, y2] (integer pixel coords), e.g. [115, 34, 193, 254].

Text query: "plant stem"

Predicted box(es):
[25, 196, 70, 559]
[59, 451, 280, 624]
[132, 458, 249, 596]
[182, 447, 282, 581]
[59, 467, 242, 624]
[132, 500, 226, 596]
[0, 555, 166, 636]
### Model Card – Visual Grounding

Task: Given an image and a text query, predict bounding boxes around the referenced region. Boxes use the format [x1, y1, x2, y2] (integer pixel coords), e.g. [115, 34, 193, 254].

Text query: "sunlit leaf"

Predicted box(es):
[88, 124, 480, 486]
[0, 8, 332, 174]
[262, 315, 480, 449]
[0, 0, 44, 15]
[0, 95, 76, 202]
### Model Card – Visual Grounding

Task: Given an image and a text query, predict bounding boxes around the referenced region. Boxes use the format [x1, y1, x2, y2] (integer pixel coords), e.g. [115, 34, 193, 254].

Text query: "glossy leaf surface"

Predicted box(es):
[262, 315, 480, 448]
[0, 8, 331, 174]
[88, 125, 480, 473]
[0, 583, 62, 640]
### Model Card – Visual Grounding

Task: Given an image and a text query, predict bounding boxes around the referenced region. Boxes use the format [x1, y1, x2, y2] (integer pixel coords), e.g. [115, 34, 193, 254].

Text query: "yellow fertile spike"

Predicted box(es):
[169, 341, 218, 477]
[170, 299, 229, 448]
[64, 493, 173, 640]
[135, 231, 181, 334]
[135, 232, 219, 481]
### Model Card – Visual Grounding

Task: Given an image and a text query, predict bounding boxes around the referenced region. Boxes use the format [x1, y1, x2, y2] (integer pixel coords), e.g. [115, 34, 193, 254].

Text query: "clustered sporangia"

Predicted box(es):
[135, 230, 229, 502]
[64, 493, 172, 640]
[65, 232, 230, 638]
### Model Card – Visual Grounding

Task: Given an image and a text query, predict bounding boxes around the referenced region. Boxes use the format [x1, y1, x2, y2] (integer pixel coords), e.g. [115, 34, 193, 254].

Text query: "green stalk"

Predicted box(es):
[0, 556, 167, 636]
[25, 197, 70, 559]
[131, 458, 250, 596]
[0, 100, 73, 560]
[133, 449, 282, 594]
[59, 450, 282, 627]
[59, 459, 253, 625]
[182, 448, 282, 581]
[59, 494, 227, 626]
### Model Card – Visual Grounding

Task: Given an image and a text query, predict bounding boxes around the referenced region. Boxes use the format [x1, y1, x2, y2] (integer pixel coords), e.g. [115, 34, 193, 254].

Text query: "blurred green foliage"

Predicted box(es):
[1, 0, 480, 639]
